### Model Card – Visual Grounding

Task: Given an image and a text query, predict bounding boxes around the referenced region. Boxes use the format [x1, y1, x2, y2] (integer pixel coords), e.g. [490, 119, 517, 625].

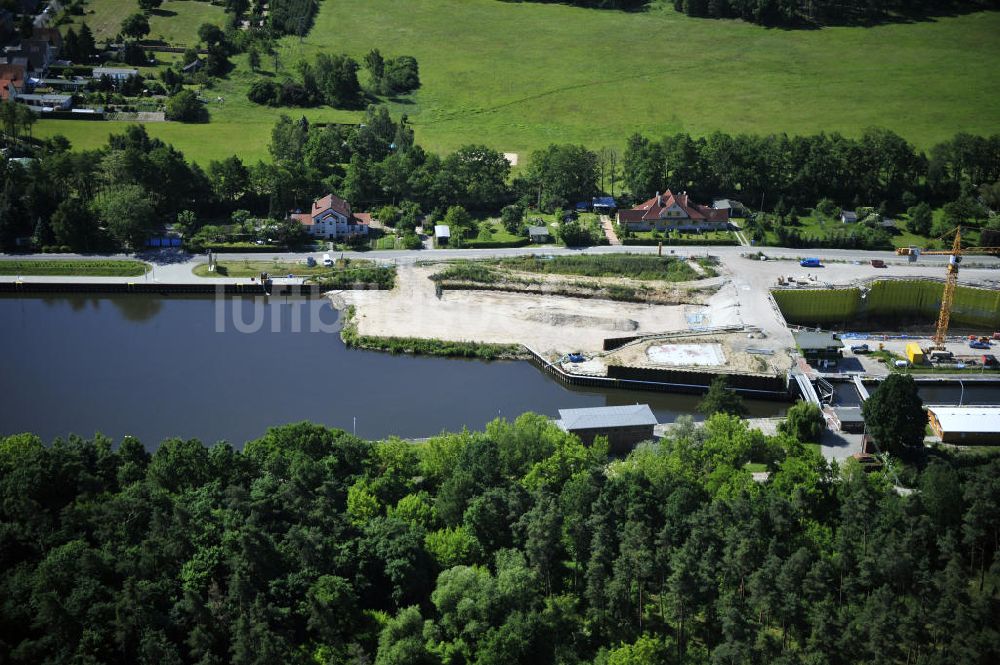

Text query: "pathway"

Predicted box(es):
[599, 215, 620, 246]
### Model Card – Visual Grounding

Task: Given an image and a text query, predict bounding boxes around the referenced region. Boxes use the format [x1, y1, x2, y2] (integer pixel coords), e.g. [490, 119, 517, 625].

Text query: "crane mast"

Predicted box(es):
[933, 228, 962, 347]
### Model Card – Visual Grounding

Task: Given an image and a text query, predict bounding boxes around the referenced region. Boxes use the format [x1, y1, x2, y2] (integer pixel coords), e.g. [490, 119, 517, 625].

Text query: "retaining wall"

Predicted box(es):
[773, 280, 1000, 329]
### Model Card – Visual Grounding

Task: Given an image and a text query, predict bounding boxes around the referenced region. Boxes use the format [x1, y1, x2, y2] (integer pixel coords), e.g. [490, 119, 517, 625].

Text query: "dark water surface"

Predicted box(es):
[1, 294, 785, 448]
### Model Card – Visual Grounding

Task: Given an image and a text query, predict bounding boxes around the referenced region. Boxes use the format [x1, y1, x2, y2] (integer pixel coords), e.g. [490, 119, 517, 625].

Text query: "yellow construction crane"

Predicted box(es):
[895, 228, 1000, 346]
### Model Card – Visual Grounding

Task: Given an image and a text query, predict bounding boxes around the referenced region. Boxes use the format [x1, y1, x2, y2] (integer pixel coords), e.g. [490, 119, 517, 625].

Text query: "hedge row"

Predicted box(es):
[454, 238, 531, 249]
[200, 243, 289, 253]
[622, 237, 739, 246]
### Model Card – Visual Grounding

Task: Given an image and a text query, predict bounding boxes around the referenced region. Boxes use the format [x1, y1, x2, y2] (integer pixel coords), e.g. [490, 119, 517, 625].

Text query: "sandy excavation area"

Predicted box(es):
[336, 265, 705, 355]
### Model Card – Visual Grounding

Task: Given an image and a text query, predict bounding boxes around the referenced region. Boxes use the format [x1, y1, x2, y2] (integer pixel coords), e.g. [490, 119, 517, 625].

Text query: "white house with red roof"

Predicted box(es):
[617, 190, 730, 232]
[291, 194, 370, 240]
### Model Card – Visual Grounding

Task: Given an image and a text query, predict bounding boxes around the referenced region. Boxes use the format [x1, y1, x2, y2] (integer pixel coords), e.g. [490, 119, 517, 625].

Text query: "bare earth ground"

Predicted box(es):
[335, 260, 1000, 364]
[339, 265, 702, 355]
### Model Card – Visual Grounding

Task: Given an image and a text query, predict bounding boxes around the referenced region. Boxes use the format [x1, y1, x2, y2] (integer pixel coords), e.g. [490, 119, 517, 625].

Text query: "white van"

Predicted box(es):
[322, 253, 333, 267]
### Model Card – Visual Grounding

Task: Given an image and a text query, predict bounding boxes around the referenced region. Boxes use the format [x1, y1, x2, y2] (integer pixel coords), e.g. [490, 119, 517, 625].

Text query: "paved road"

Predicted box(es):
[4, 243, 1000, 273]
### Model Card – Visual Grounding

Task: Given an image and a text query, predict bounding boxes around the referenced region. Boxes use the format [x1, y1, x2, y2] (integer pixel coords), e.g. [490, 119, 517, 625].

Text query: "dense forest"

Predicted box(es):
[1, 413, 998, 664]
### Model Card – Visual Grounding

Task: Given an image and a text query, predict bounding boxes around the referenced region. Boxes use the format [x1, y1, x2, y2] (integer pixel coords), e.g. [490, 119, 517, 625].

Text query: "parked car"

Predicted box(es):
[870, 259, 886, 268]
[850, 344, 870, 354]
[799, 257, 822, 268]
[567, 353, 585, 363]
[969, 340, 990, 349]
[894, 360, 909, 368]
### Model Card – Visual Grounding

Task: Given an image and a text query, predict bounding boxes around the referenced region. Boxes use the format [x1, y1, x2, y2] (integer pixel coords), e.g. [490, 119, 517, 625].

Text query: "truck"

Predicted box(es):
[799, 257, 821, 268]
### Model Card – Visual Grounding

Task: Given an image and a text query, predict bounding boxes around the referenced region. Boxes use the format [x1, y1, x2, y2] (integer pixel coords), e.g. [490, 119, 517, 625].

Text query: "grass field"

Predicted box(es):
[36, 0, 1000, 165]
[192, 260, 333, 278]
[61, 0, 226, 45]
[490, 253, 705, 281]
[0, 260, 149, 276]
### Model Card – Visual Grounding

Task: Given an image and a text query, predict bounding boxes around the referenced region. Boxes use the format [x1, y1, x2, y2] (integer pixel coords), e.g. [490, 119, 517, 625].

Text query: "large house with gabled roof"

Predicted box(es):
[291, 194, 370, 240]
[617, 189, 729, 232]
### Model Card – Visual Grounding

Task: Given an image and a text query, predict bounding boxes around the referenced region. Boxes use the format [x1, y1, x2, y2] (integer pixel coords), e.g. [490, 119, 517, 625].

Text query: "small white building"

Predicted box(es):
[291, 194, 369, 240]
[434, 224, 451, 246]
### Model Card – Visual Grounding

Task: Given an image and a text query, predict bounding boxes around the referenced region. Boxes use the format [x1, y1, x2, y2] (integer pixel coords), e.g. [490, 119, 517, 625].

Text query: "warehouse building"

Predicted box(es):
[926, 406, 1000, 445]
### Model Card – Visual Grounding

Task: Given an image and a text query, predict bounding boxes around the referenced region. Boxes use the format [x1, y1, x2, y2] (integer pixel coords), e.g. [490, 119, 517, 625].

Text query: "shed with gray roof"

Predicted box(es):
[557, 404, 657, 454]
[527, 225, 550, 243]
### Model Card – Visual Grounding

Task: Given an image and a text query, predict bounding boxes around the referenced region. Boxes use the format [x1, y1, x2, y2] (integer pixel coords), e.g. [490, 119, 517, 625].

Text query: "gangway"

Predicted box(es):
[792, 373, 822, 406]
[815, 377, 836, 405]
[853, 375, 870, 402]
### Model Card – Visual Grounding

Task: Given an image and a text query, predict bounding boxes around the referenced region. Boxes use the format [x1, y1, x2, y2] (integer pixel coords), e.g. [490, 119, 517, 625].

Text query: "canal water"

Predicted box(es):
[1, 295, 785, 448]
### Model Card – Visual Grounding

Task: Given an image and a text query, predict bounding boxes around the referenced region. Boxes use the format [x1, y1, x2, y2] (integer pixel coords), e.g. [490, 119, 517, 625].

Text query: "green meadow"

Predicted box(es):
[36, 0, 1000, 165]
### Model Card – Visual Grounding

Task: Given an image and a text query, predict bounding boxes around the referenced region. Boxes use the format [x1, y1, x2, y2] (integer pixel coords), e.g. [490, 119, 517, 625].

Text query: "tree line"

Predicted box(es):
[623, 129, 1000, 216]
[524, 0, 999, 27]
[0, 408, 997, 664]
[2, 108, 998, 253]
[672, 0, 999, 26]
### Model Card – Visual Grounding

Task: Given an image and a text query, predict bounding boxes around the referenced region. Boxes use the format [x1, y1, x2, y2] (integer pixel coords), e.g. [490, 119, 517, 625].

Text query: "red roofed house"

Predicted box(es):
[617, 190, 730, 232]
[0, 63, 26, 101]
[291, 193, 370, 240]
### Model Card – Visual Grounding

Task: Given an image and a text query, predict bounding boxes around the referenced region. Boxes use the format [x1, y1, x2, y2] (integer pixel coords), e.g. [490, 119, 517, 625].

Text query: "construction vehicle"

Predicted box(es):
[896, 229, 1000, 347]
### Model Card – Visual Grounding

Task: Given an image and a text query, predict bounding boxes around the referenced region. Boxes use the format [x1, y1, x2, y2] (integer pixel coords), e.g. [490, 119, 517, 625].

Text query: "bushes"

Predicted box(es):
[492, 253, 703, 281]
[313, 265, 396, 290]
[165, 90, 208, 123]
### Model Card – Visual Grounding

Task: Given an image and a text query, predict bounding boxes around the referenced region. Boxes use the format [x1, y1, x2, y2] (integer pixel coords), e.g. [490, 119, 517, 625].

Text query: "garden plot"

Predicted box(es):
[646, 343, 726, 366]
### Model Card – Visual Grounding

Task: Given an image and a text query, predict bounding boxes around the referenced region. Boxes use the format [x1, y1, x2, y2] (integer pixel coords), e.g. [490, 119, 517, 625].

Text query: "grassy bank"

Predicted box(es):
[340, 306, 525, 360]
[35, 1, 1000, 164]
[488, 254, 715, 281]
[193, 260, 336, 278]
[0, 260, 149, 276]
[194, 259, 395, 288]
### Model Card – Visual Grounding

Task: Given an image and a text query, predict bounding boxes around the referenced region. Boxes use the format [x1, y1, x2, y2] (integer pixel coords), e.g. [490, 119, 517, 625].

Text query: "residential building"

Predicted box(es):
[617, 190, 729, 232]
[0, 63, 26, 100]
[927, 406, 1000, 444]
[291, 194, 369, 240]
[33, 28, 63, 53]
[3, 38, 55, 75]
[556, 404, 657, 455]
